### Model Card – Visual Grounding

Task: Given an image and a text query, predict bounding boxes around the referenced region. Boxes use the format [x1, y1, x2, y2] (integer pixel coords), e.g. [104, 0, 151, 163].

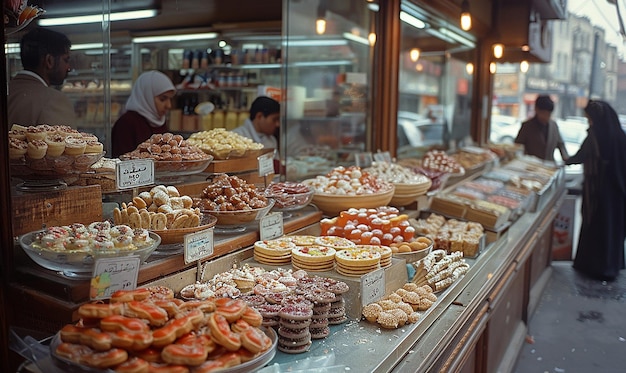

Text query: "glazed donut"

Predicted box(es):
[146, 362, 190, 373]
[123, 301, 169, 327]
[110, 330, 153, 351]
[110, 288, 151, 303]
[55, 342, 92, 362]
[239, 327, 267, 354]
[80, 348, 129, 369]
[152, 310, 203, 348]
[60, 325, 112, 351]
[78, 302, 124, 319]
[151, 299, 182, 317]
[215, 298, 246, 323]
[240, 306, 263, 328]
[188, 352, 242, 372]
[100, 316, 149, 333]
[207, 313, 241, 351]
[131, 347, 162, 363]
[112, 356, 149, 373]
[161, 343, 208, 366]
[176, 333, 216, 354]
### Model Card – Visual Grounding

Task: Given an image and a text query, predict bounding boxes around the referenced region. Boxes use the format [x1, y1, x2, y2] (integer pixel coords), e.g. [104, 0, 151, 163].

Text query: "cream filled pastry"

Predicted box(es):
[64, 136, 86, 155]
[25, 125, 47, 141]
[45, 133, 66, 157]
[27, 139, 48, 159]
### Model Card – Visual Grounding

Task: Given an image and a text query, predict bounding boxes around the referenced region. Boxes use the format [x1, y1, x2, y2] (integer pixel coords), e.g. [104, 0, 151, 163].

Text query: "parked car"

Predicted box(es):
[397, 111, 446, 148]
[489, 115, 521, 143]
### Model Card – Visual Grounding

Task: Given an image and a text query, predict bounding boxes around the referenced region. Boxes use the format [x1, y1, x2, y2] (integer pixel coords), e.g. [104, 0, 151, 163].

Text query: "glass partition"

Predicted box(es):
[282, 0, 375, 181]
[396, 1, 475, 160]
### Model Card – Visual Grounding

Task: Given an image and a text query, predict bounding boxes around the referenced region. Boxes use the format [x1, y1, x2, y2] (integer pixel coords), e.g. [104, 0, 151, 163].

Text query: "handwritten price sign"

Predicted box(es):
[360, 268, 385, 306]
[91, 256, 141, 300]
[260, 212, 283, 241]
[184, 227, 214, 264]
[116, 159, 154, 189]
[257, 153, 274, 177]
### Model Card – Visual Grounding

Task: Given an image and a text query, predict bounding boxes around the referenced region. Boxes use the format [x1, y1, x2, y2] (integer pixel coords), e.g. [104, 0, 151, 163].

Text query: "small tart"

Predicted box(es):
[335, 249, 381, 267]
[314, 236, 356, 249]
[45, 134, 66, 157]
[26, 139, 48, 159]
[9, 138, 28, 159]
[254, 238, 296, 256]
[291, 246, 336, 263]
[85, 140, 104, 154]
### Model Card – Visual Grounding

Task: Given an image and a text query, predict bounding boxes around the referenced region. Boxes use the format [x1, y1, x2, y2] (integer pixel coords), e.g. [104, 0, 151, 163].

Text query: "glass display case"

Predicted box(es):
[281, 0, 375, 181]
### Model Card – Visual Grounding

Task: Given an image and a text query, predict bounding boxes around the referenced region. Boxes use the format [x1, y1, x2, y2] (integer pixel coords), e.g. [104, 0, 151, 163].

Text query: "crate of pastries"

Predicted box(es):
[410, 213, 485, 258]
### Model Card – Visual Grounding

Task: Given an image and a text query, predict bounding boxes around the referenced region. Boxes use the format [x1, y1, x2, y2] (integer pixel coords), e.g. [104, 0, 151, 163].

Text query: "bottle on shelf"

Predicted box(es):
[212, 105, 225, 129]
[225, 99, 239, 130]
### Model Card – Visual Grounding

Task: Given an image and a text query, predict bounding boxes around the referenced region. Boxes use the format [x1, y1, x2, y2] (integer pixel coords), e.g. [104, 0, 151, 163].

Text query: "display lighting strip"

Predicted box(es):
[39, 9, 158, 26]
[436, 28, 475, 47]
[343, 32, 370, 46]
[132, 33, 218, 43]
[5, 42, 114, 54]
[400, 11, 427, 29]
[283, 39, 348, 47]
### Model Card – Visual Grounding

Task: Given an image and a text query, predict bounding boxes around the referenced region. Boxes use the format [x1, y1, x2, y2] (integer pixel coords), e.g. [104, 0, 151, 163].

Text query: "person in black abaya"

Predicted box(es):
[565, 100, 626, 281]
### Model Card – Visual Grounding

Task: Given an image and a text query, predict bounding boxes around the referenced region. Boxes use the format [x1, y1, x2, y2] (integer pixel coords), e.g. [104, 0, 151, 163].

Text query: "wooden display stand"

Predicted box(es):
[203, 148, 275, 186]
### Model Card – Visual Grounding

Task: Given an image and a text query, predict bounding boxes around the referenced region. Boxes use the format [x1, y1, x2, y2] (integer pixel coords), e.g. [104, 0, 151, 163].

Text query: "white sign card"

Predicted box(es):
[258, 153, 274, 177]
[90, 256, 141, 300]
[361, 268, 385, 306]
[116, 159, 155, 189]
[355, 152, 373, 168]
[184, 228, 214, 265]
[373, 151, 392, 163]
[260, 212, 283, 241]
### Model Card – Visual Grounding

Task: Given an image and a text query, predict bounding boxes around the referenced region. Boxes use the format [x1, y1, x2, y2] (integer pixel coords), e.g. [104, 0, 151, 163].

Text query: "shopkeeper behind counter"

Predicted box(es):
[232, 96, 280, 149]
[111, 71, 176, 157]
[8, 27, 76, 127]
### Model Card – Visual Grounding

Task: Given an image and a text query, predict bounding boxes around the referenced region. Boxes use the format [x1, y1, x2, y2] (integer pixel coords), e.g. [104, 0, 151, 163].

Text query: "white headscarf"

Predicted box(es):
[125, 71, 176, 127]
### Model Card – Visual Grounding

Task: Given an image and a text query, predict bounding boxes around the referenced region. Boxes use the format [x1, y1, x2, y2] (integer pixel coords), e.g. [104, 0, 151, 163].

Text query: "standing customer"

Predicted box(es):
[566, 100, 626, 281]
[232, 96, 280, 149]
[111, 71, 176, 157]
[8, 27, 76, 127]
[515, 95, 569, 162]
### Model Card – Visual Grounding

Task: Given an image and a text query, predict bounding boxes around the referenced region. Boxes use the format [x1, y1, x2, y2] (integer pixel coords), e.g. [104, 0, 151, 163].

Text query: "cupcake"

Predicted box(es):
[84, 139, 104, 154]
[64, 136, 86, 155]
[9, 138, 28, 159]
[27, 139, 48, 159]
[25, 126, 47, 142]
[45, 134, 66, 157]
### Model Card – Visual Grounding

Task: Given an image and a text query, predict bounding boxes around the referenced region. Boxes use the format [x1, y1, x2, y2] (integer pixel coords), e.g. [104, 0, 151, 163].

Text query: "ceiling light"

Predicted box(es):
[38, 9, 157, 26]
[410, 48, 420, 62]
[368, 33, 376, 46]
[489, 62, 497, 74]
[460, 0, 472, 31]
[316, 3, 326, 35]
[400, 11, 426, 29]
[466, 62, 474, 75]
[493, 43, 504, 59]
[520, 60, 529, 73]
[133, 33, 218, 44]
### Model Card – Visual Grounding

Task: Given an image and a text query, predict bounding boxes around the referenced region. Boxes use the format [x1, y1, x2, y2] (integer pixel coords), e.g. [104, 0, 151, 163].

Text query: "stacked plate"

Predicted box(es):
[390, 179, 432, 206]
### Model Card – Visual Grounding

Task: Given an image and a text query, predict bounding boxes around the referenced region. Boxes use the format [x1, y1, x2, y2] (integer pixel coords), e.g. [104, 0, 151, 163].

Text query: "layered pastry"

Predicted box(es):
[9, 138, 28, 159]
[44, 133, 66, 157]
[26, 139, 48, 159]
[84, 139, 104, 154]
[64, 136, 86, 155]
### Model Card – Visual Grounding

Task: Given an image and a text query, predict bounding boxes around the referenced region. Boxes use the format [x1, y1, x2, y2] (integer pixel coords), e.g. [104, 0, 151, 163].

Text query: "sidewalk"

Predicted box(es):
[513, 261, 626, 373]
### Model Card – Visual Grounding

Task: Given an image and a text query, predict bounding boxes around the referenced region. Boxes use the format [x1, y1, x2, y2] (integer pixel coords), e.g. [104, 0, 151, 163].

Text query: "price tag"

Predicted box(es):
[116, 159, 154, 189]
[361, 268, 385, 306]
[184, 228, 214, 265]
[90, 256, 141, 300]
[258, 153, 274, 177]
[373, 152, 392, 163]
[354, 152, 373, 168]
[260, 212, 283, 241]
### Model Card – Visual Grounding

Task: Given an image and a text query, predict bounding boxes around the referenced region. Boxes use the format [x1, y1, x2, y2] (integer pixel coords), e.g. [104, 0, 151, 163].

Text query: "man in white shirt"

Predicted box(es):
[8, 27, 76, 127]
[232, 96, 280, 149]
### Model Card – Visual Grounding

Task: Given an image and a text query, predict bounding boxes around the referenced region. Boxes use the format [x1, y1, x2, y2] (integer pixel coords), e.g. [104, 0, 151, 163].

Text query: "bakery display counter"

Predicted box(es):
[9, 206, 323, 334]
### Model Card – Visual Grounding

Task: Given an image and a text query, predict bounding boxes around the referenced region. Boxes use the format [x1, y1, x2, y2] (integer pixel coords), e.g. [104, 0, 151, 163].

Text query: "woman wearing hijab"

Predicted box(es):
[111, 71, 176, 157]
[565, 100, 626, 281]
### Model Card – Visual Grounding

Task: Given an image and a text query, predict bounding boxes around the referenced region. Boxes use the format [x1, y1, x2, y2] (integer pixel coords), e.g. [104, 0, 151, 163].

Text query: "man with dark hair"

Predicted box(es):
[515, 95, 569, 162]
[232, 96, 280, 149]
[8, 27, 76, 126]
